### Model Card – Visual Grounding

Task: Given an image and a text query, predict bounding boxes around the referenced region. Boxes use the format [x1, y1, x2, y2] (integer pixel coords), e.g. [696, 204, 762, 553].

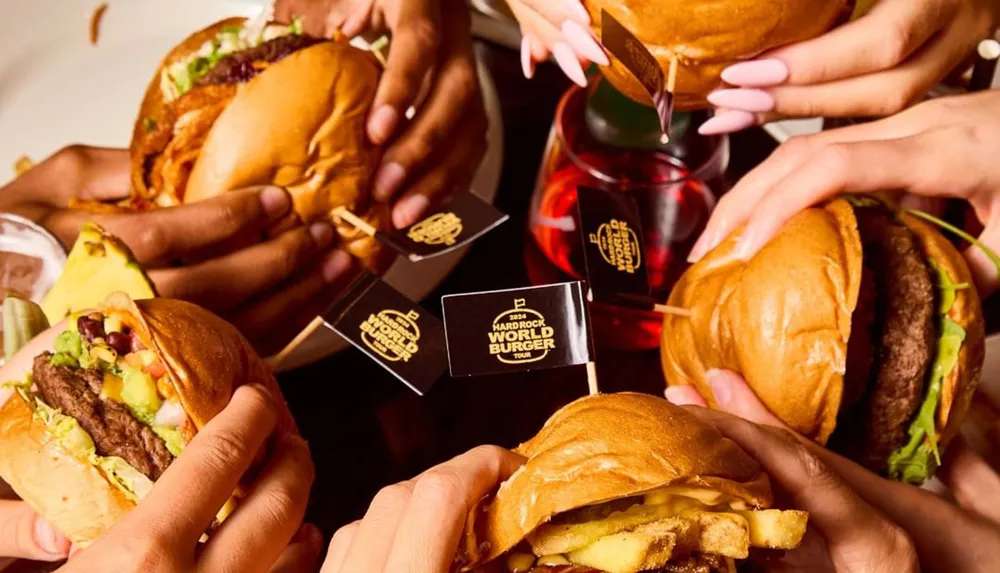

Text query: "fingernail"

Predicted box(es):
[393, 194, 431, 229]
[562, 21, 609, 66]
[552, 42, 588, 87]
[309, 222, 334, 249]
[698, 110, 756, 135]
[706, 370, 732, 407]
[341, 10, 367, 38]
[707, 89, 775, 113]
[368, 105, 400, 145]
[373, 162, 406, 202]
[324, 9, 347, 37]
[733, 226, 760, 261]
[521, 36, 535, 79]
[664, 386, 698, 406]
[301, 523, 324, 550]
[720, 59, 789, 87]
[560, 0, 591, 23]
[322, 250, 353, 283]
[260, 186, 291, 219]
[688, 232, 711, 263]
[34, 517, 68, 556]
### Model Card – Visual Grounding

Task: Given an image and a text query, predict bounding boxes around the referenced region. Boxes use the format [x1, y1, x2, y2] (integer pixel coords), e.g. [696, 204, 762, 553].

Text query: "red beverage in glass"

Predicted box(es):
[526, 81, 726, 350]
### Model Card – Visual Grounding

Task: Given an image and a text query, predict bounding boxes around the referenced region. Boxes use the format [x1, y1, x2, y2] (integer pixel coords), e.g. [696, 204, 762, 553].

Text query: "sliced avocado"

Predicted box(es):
[120, 368, 161, 425]
[40, 222, 157, 324]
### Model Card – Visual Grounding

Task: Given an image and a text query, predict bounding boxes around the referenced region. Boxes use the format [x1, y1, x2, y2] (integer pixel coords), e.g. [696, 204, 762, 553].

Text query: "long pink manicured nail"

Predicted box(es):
[521, 36, 535, 79]
[733, 225, 761, 261]
[707, 89, 775, 113]
[560, 0, 591, 23]
[552, 42, 588, 87]
[720, 59, 790, 87]
[698, 110, 756, 135]
[688, 231, 711, 263]
[562, 21, 609, 66]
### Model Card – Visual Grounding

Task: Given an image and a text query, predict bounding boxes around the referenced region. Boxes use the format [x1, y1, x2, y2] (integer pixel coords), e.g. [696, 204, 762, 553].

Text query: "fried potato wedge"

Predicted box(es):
[737, 509, 809, 549]
[566, 519, 695, 573]
[528, 503, 676, 555]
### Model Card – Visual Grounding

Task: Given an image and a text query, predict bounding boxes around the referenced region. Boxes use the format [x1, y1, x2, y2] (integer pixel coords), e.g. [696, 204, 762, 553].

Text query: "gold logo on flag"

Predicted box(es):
[488, 298, 555, 364]
[407, 213, 463, 246]
[589, 219, 642, 274]
[360, 309, 421, 362]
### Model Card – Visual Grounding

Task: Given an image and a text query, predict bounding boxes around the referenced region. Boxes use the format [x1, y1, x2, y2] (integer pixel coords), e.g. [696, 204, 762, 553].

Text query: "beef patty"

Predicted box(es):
[33, 354, 173, 480]
[834, 206, 937, 472]
[195, 34, 322, 87]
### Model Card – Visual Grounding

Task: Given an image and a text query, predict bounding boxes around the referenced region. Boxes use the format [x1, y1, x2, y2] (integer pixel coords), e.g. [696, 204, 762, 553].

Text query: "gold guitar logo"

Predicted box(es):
[589, 219, 642, 274]
[360, 309, 421, 362]
[487, 298, 555, 364]
[407, 212, 463, 246]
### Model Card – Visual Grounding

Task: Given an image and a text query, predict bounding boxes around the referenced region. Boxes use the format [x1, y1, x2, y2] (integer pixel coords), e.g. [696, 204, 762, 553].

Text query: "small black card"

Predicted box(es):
[600, 8, 672, 136]
[441, 282, 595, 377]
[323, 271, 448, 395]
[378, 193, 509, 262]
[575, 186, 653, 308]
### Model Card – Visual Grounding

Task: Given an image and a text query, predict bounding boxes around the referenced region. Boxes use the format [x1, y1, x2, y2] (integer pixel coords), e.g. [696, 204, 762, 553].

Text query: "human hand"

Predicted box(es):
[58, 384, 320, 573]
[667, 371, 1000, 572]
[701, 0, 1000, 134]
[0, 500, 71, 565]
[320, 445, 524, 573]
[274, 0, 489, 229]
[3, 146, 360, 355]
[689, 91, 1000, 296]
[502, 0, 607, 86]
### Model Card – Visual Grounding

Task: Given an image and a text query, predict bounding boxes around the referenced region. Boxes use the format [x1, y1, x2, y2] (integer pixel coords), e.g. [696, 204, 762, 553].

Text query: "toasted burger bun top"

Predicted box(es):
[100, 293, 296, 436]
[584, 0, 849, 109]
[462, 393, 772, 567]
[899, 213, 985, 451]
[130, 19, 392, 272]
[661, 200, 863, 443]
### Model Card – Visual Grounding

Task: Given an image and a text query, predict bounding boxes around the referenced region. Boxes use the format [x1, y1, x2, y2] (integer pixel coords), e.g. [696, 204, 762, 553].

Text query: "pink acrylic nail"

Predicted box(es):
[707, 89, 776, 113]
[521, 36, 535, 79]
[562, 21, 609, 66]
[552, 42, 588, 87]
[698, 110, 757, 135]
[720, 59, 790, 87]
[560, 0, 592, 23]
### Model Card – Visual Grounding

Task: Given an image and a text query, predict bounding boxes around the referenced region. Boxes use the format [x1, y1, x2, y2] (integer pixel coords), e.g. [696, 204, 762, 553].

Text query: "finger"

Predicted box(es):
[939, 435, 1000, 524]
[372, 8, 478, 203]
[516, 0, 607, 66]
[321, 521, 358, 571]
[733, 133, 968, 260]
[149, 222, 334, 311]
[337, 0, 376, 38]
[202, 434, 315, 573]
[766, 13, 982, 119]
[268, 524, 324, 573]
[367, 0, 442, 145]
[663, 385, 708, 407]
[131, 385, 277, 546]
[58, 186, 291, 266]
[517, 0, 590, 26]
[333, 482, 413, 573]
[228, 250, 359, 356]
[0, 501, 71, 561]
[390, 109, 488, 228]
[702, 369, 792, 429]
[687, 408, 900, 550]
[964, 220, 1000, 298]
[380, 446, 524, 573]
[749, 0, 946, 87]
[273, 0, 335, 37]
[507, 1, 583, 84]
[3, 146, 131, 207]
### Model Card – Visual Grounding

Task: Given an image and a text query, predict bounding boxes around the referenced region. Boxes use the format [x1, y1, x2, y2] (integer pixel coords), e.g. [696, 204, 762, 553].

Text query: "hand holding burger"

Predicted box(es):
[323, 393, 917, 573]
[668, 372, 1000, 572]
[272, 0, 489, 228]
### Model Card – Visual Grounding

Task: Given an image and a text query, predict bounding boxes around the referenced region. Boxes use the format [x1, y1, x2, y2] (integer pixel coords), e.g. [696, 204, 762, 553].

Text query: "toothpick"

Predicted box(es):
[652, 304, 692, 318]
[331, 207, 378, 237]
[586, 361, 600, 396]
[267, 315, 325, 371]
[666, 55, 679, 94]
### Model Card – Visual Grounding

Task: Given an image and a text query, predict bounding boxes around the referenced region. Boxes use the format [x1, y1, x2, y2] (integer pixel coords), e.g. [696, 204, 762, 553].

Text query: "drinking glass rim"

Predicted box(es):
[553, 82, 728, 188]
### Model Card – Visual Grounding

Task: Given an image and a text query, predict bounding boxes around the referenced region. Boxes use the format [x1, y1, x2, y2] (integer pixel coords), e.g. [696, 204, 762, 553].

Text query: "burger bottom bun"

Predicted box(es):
[0, 391, 135, 546]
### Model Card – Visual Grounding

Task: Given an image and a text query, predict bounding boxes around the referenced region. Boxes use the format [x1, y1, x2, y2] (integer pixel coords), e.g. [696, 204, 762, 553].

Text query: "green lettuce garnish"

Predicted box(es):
[906, 208, 1000, 279]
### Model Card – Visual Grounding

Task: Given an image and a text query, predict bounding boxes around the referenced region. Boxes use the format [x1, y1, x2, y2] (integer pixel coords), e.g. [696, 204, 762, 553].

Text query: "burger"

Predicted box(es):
[661, 197, 986, 485]
[0, 292, 295, 545]
[458, 393, 808, 573]
[75, 15, 392, 271]
[583, 1, 854, 109]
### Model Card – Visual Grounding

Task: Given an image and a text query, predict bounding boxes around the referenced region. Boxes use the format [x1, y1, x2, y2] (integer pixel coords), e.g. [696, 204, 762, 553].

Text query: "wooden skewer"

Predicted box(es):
[267, 315, 325, 371]
[331, 206, 378, 236]
[652, 303, 692, 318]
[666, 55, 679, 93]
[586, 361, 600, 396]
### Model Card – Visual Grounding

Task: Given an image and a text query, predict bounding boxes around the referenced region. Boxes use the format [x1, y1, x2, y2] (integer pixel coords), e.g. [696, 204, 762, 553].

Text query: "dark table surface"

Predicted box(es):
[280, 40, 787, 539]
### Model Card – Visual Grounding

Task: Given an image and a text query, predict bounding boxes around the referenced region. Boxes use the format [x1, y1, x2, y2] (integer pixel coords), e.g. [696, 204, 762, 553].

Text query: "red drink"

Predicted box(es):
[527, 82, 726, 350]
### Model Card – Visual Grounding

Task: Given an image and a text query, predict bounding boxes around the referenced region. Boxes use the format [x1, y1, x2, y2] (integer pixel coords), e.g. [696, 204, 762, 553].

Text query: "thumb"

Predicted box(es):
[0, 500, 70, 561]
[704, 369, 790, 429]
